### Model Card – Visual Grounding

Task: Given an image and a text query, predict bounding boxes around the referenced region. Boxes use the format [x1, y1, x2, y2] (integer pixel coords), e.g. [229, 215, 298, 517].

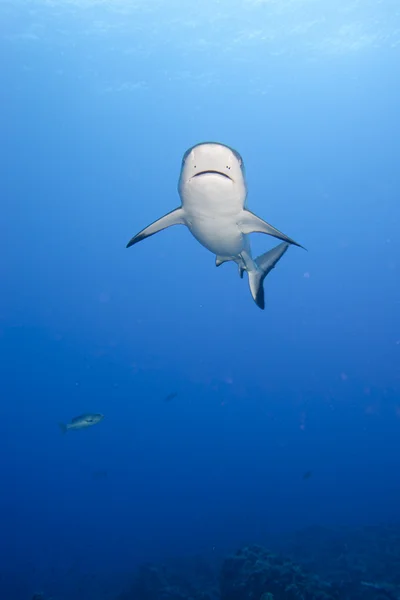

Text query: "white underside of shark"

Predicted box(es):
[127, 142, 304, 309]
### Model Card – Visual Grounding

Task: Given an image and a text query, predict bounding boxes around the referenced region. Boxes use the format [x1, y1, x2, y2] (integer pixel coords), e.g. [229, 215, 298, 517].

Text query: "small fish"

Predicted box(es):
[302, 470, 313, 480]
[58, 413, 104, 434]
[164, 392, 178, 402]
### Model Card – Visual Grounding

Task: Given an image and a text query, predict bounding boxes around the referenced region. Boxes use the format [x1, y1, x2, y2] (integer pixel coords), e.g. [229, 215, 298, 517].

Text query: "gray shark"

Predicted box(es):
[126, 142, 304, 309]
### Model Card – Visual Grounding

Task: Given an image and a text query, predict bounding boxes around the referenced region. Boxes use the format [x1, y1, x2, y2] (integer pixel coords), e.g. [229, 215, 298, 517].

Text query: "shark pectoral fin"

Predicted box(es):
[238, 210, 305, 249]
[126, 207, 185, 248]
[248, 242, 289, 310]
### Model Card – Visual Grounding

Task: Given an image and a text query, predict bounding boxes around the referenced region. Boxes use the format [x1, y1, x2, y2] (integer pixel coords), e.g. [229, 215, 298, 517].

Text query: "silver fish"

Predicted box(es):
[58, 413, 104, 434]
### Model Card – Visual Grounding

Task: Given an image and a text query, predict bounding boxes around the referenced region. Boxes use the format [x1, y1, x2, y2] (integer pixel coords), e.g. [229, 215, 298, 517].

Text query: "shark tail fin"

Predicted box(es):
[247, 242, 289, 310]
[58, 422, 68, 435]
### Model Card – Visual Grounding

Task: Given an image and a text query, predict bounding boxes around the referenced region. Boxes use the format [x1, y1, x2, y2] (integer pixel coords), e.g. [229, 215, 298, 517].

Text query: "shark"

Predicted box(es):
[126, 142, 304, 309]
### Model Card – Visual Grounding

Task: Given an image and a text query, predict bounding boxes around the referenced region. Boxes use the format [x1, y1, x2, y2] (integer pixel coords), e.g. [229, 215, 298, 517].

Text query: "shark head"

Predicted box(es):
[178, 142, 246, 202]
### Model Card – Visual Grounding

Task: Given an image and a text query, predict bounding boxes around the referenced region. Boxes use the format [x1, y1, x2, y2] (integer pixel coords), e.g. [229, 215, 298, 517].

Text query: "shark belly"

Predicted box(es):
[185, 213, 245, 257]
[181, 177, 246, 257]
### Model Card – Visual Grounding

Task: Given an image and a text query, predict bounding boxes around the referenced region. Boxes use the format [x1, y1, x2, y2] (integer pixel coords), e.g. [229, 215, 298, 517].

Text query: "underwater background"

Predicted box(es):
[1, 1, 400, 599]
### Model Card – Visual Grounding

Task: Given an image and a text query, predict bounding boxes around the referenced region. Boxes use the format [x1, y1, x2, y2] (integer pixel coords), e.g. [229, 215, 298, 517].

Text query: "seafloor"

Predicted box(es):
[27, 522, 400, 600]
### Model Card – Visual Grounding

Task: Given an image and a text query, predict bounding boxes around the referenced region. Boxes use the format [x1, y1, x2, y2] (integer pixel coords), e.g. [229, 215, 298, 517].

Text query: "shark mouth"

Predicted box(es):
[192, 170, 233, 181]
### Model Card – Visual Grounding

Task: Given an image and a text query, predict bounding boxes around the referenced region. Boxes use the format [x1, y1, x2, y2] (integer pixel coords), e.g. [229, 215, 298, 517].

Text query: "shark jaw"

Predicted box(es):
[191, 170, 233, 181]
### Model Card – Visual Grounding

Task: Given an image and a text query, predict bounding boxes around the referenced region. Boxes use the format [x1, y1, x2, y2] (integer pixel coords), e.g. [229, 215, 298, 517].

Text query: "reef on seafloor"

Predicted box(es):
[220, 545, 338, 600]
[116, 527, 400, 600]
[29, 524, 400, 600]
[115, 545, 356, 600]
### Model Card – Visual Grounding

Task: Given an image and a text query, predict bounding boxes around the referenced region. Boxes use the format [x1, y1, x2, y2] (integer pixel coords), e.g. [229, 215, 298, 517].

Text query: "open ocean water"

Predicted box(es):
[1, 1, 400, 599]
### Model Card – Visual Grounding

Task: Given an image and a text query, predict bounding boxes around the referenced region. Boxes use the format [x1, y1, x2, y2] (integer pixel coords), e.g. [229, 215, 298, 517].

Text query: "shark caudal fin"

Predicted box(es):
[247, 243, 289, 310]
[58, 422, 68, 435]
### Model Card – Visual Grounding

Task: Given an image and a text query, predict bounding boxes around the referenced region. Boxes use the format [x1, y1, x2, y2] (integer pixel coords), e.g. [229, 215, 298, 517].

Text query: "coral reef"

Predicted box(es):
[118, 526, 400, 600]
[29, 523, 400, 600]
[220, 544, 338, 600]
[279, 524, 400, 598]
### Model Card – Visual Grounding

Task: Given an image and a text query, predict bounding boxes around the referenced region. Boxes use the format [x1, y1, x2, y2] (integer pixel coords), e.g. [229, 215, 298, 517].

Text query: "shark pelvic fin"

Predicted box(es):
[216, 255, 245, 278]
[247, 242, 289, 310]
[238, 209, 305, 249]
[126, 207, 185, 248]
[215, 256, 231, 267]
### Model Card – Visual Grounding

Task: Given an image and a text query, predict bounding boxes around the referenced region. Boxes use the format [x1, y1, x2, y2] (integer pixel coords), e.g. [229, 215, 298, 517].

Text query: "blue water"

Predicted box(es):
[1, 1, 400, 598]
